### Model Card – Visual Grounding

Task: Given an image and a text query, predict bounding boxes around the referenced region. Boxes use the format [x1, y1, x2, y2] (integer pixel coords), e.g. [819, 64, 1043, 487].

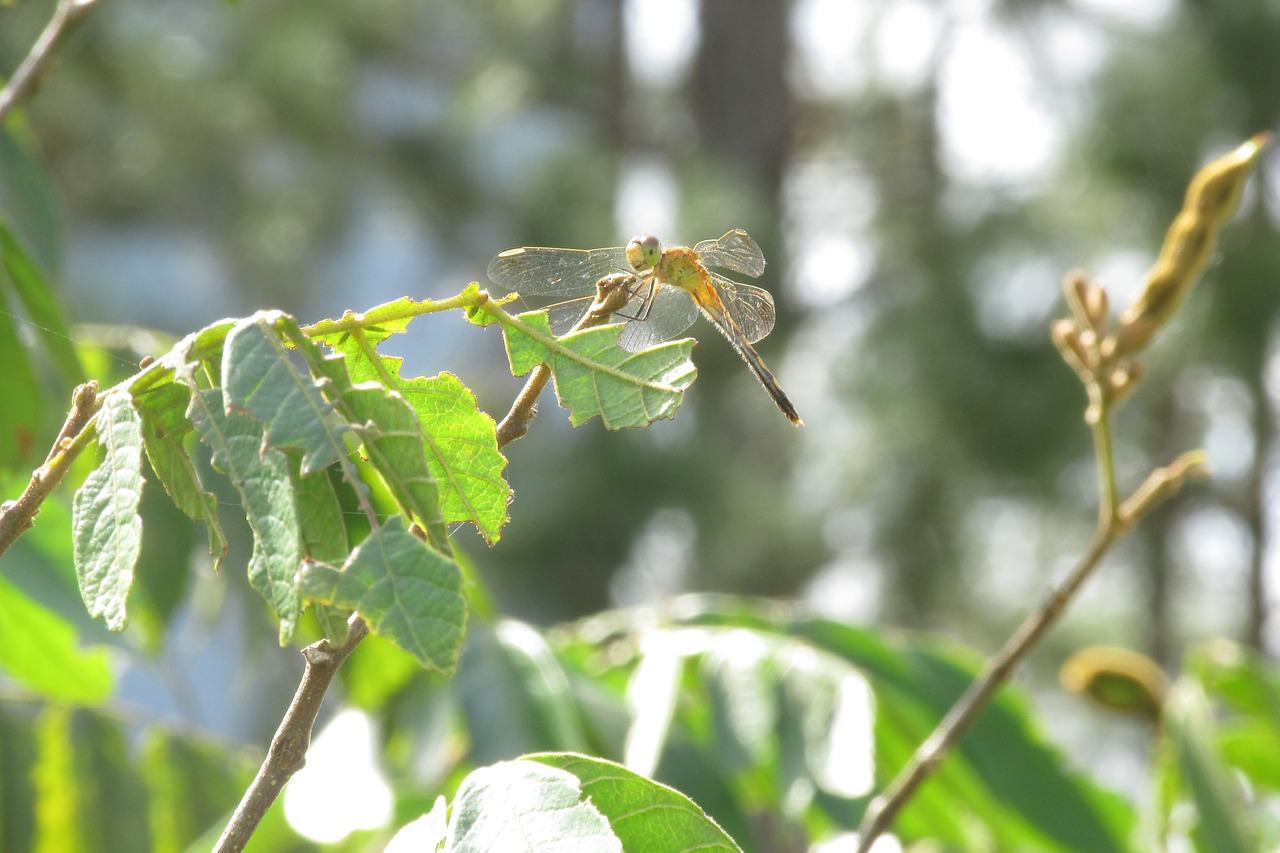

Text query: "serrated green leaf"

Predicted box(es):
[133, 375, 227, 572]
[445, 759, 621, 853]
[0, 215, 84, 385]
[399, 373, 508, 544]
[340, 382, 450, 549]
[313, 317, 509, 544]
[502, 311, 696, 429]
[530, 753, 743, 853]
[297, 517, 464, 672]
[186, 383, 302, 644]
[223, 312, 347, 475]
[0, 574, 113, 704]
[72, 392, 145, 632]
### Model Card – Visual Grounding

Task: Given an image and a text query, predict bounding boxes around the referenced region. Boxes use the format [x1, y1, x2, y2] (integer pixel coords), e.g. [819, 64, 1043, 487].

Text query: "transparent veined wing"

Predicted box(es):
[616, 279, 699, 352]
[708, 274, 776, 344]
[539, 272, 658, 336]
[693, 229, 766, 279]
[487, 244, 631, 298]
[543, 296, 598, 334]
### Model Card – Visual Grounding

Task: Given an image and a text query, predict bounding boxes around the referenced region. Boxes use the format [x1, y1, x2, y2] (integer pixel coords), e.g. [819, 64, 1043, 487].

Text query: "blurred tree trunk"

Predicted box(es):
[1244, 369, 1271, 649]
[690, 0, 793, 200]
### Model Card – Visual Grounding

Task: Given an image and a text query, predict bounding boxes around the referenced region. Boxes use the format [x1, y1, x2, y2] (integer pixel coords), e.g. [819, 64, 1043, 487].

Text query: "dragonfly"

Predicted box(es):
[487, 229, 801, 426]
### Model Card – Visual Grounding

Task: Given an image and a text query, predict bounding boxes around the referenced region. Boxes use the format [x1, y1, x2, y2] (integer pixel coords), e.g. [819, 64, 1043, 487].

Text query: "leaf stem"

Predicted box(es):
[299, 287, 493, 339]
[1090, 385, 1119, 528]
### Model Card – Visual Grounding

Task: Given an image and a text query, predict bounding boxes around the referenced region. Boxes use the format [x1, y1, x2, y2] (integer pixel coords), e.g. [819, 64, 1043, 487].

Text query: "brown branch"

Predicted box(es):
[495, 273, 635, 447]
[0, 0, 103, 124]
[0, 381, 99, 558]
[212, 615, 369, 853]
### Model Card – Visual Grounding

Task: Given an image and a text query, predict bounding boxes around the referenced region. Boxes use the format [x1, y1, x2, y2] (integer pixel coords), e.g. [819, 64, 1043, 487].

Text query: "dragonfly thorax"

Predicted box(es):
[625, 235, 662, 272]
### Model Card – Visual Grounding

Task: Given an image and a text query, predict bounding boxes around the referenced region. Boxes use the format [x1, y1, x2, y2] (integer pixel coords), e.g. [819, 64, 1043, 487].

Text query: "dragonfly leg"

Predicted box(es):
[613, 276, 658, 322]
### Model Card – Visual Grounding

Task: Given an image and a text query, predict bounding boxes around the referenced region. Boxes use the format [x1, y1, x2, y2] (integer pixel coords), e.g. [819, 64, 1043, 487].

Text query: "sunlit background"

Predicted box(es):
[3, 0, 1279, 845]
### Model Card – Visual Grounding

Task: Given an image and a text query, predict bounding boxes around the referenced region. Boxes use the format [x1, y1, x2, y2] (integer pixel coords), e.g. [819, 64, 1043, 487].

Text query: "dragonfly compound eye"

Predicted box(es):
[625, 235, 662, 271]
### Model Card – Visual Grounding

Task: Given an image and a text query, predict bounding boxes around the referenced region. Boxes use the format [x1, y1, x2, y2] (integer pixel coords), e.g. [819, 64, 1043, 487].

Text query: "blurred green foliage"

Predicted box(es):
[4, 0, 1280, 849]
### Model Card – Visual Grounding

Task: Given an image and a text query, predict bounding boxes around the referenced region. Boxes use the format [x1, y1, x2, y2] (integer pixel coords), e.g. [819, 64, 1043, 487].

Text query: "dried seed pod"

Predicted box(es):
[1051, 318, 1091, 377]
[1113, 133, 1270, 357]
[1083, 283, 1109, 332]
[1104, 360, 1142, 406]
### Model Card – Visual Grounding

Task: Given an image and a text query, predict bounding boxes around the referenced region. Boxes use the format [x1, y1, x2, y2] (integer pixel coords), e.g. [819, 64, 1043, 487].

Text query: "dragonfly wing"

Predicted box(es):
[693, 229, 766, 278]
[616, 283, 698, 352]
[711, 275, 776, 344]
[544, 297, 596, 334]
[487, 245, 630, 298]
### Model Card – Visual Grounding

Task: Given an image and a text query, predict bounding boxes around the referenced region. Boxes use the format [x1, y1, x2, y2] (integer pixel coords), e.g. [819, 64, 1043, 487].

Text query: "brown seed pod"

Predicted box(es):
[1113, 133, 1270, 358]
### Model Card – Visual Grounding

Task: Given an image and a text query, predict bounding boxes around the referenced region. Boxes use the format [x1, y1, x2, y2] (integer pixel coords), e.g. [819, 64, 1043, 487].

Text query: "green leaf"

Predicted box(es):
[33, 707, 84, 852]
[398, 372, 508, 545]
[295, 468, 354, 644]
[133, 375, 227, 572]
[790, 617, 1135, 852]
[0, 285, 43, 466]
[0, 706, 40, 851]
[340, 382, 450, 551]
[530, 753, 744, 853]
[298, 517, 465, 672]
[142, 731, 249, 852]
[0, 574, 113, 704]
[72, 392, 145, 632]
[502, 311, 696, 429]
[1186, 639, 1280, 720]
[186, 383, 302, 644]
[445, 759, 620, 853]
[1163, 681, 1255, 853]
[223, 312, 348, 476]
[314, 316, 510, 544]
[32, 708, 151, 851]
[0, 214, 84, 385]
[0, 127, 61, 272]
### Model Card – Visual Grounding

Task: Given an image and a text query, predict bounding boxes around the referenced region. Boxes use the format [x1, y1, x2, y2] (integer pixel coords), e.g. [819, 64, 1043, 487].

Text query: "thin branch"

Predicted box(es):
[495, 273, 635, 446]
[215, 277, 634, 848]
[856, 526, 1115, 850]
[854, 412, 1205, 851]
[0, 0, 103, 124]
[0, 381, 99, 558]
[212, 615, 369, 853]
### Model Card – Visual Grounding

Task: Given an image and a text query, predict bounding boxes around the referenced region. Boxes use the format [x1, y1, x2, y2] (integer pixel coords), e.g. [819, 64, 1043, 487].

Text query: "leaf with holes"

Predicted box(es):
[501, 311, 696, 429]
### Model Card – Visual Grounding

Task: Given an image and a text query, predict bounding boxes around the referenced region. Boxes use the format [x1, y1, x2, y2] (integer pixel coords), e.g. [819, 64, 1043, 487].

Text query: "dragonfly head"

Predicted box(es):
[625, 235, 662, 272]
